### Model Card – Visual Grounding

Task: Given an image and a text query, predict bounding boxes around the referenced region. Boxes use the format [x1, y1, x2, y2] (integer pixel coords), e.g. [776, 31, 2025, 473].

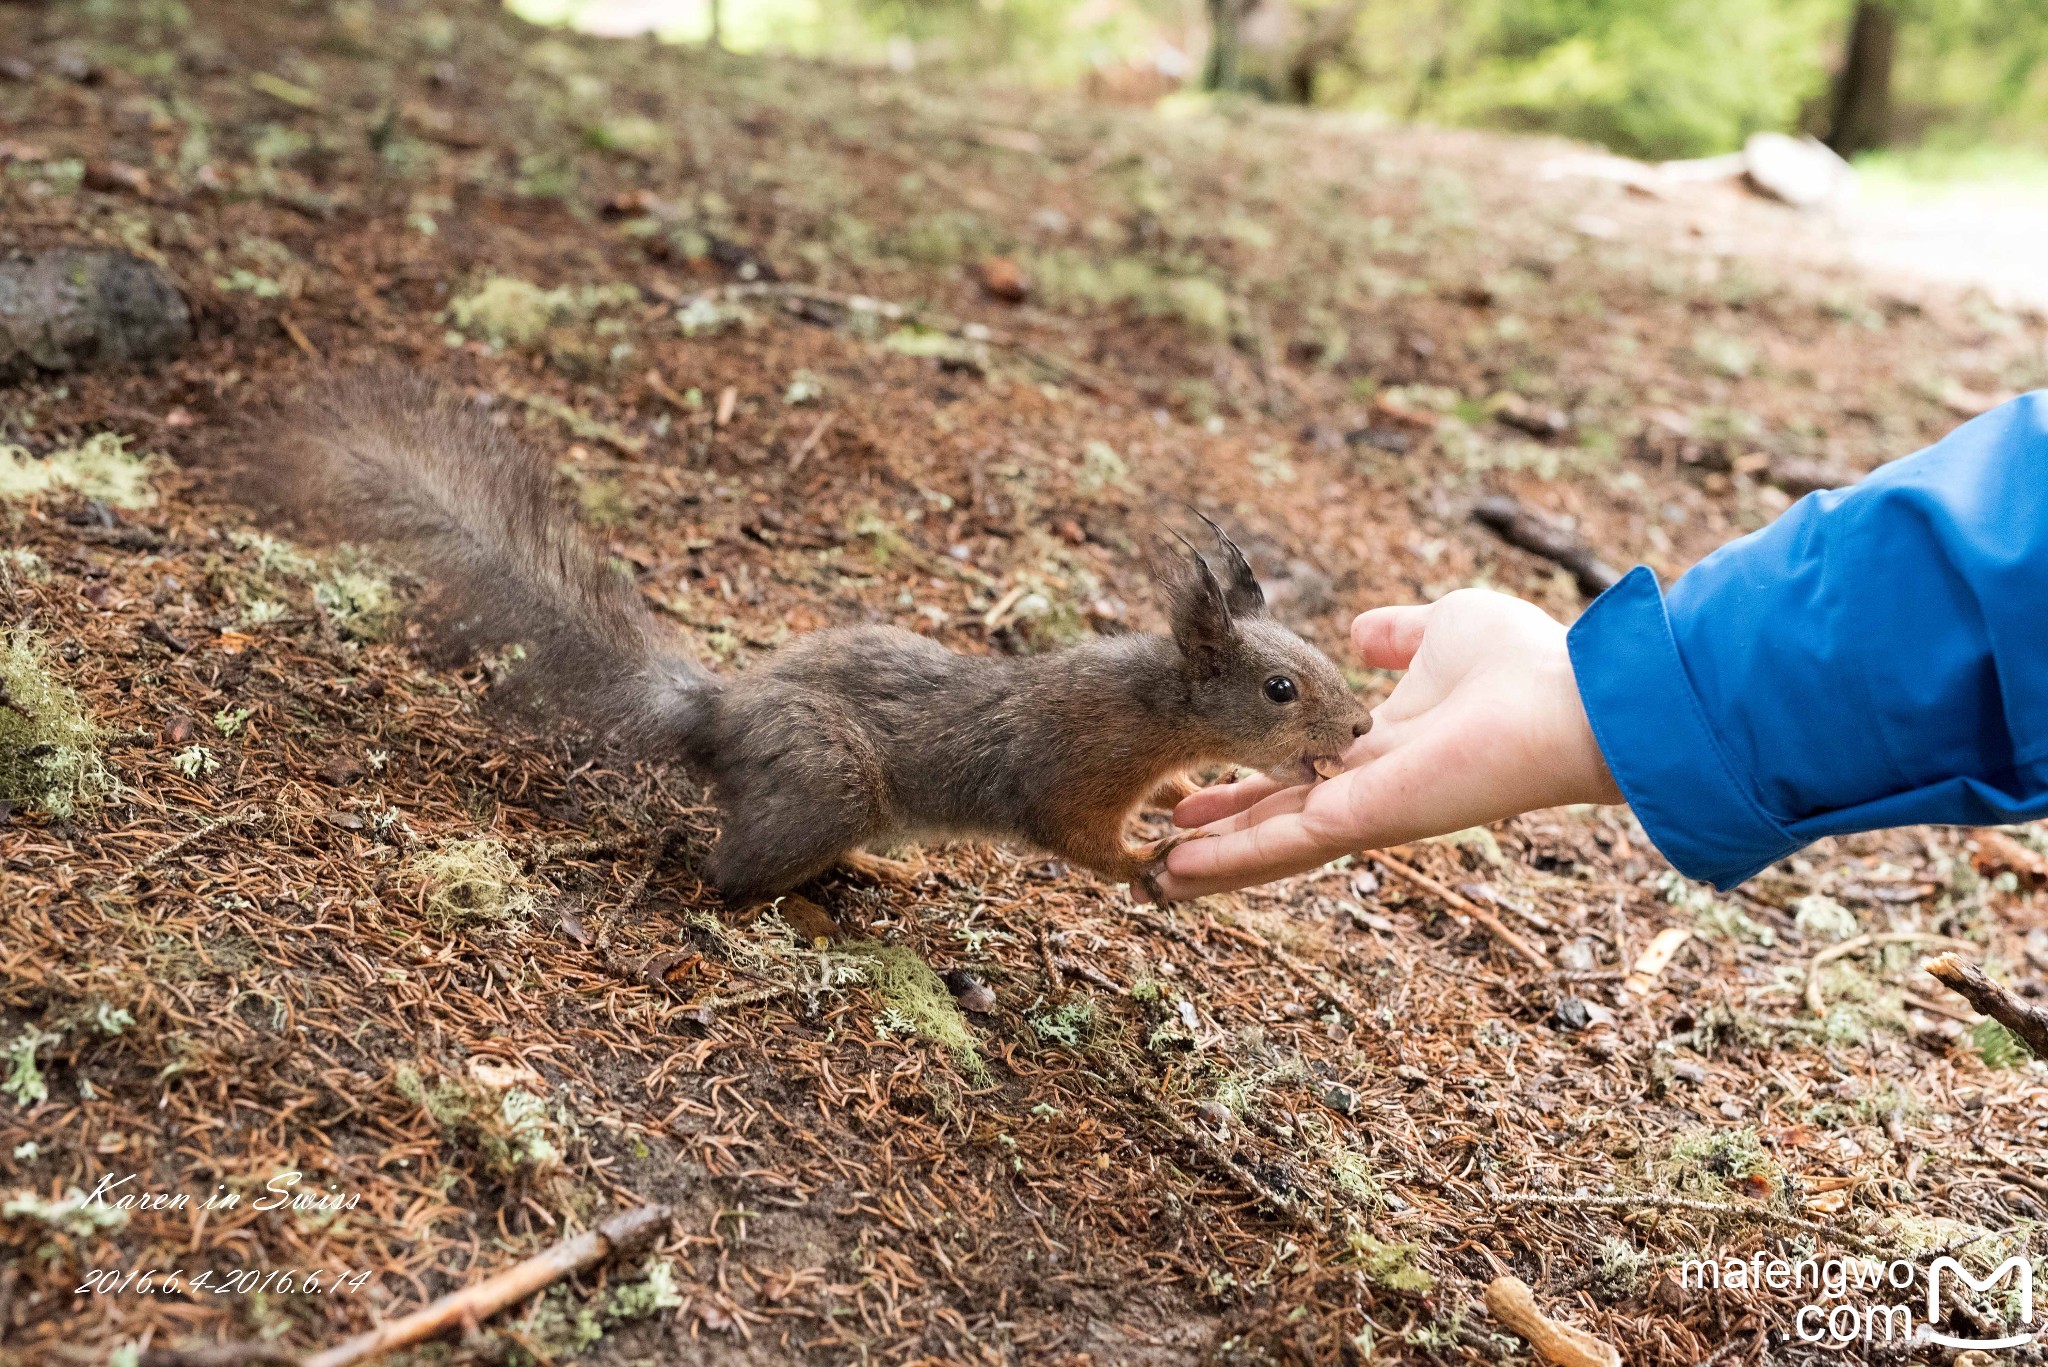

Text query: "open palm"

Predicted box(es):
[1147, 588, 1622, 901]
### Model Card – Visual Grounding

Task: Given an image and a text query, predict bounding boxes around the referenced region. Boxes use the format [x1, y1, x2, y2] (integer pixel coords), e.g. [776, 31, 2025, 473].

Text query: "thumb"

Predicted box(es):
[1351, 604, 1432, 671]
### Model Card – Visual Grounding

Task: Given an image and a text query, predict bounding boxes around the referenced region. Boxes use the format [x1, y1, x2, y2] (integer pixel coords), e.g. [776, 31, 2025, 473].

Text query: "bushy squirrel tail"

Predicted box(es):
[266, 370, 717, 753]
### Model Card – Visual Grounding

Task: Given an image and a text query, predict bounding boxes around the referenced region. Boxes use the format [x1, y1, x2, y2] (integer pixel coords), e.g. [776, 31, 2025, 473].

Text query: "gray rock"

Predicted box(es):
[0, 249, 192, 380]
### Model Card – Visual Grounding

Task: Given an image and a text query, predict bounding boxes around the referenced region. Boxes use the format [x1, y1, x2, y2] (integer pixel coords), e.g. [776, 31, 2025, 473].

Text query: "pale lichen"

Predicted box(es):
[408, 837, 538, 932]
[0, 628, 114, 818]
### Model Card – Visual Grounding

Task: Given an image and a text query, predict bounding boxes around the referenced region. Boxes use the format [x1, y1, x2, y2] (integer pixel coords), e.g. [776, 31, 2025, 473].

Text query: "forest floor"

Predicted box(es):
[3, 3, 2047, 1365]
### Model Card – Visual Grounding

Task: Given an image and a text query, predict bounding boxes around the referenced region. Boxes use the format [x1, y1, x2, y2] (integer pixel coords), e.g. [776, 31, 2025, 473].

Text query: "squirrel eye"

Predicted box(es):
[1263, 675, 1298, 704]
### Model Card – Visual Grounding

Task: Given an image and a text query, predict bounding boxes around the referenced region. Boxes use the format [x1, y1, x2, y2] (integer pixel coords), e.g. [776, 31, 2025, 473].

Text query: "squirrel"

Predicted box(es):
[261, 372, 1371, 905]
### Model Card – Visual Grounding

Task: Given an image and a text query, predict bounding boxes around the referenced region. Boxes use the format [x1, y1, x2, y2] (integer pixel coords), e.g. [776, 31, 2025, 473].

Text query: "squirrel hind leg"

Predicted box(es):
[705, 771, 885, 907]
[708, 815, 864, 908]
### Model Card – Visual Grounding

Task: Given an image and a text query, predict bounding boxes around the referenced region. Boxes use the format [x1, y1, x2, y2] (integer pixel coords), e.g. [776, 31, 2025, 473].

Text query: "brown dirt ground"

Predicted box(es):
[3, 3, 2046, 1366]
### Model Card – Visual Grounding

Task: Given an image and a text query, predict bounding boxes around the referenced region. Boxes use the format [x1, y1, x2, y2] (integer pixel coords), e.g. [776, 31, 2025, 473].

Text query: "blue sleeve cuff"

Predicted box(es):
[1567, 566, 1796, 889]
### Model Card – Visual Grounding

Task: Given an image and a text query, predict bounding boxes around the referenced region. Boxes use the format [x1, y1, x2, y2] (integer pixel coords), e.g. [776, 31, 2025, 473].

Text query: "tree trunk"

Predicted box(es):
[1827, 1, 1896, 158]
[708, 0, 723, 51]
[1204, 0, 1245, 91]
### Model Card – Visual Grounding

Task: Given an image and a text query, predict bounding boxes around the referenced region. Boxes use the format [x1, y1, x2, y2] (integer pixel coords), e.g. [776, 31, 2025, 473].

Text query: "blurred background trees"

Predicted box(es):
[518, 0, 2048, 167]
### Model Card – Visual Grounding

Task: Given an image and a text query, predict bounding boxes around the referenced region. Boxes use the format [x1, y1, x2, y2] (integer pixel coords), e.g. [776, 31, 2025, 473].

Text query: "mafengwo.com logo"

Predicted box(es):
[1680, 1253, 2042, 1350]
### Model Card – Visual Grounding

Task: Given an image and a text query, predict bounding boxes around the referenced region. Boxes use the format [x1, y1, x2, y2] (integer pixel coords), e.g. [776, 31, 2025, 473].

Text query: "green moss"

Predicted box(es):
[1595, 1237, 1649, 1298]
[1076, 440, 1130, 497]
[1345, 1232, 1432, 1295]
[1969, 1018, 2031, 1069]
[607, 1261, 684, 1319]
[0, 433, 162, 509]
[408, 838, 538, 932]
[0, 550, 48, 584]
[584, 115, 666, 155]
[0, 629, 114, 819]
[3, 1184, 131, 1236]
[851, 942, 985, 1078]
[1792, 894, 1858, 943]
[1160, 276, 1231, 335]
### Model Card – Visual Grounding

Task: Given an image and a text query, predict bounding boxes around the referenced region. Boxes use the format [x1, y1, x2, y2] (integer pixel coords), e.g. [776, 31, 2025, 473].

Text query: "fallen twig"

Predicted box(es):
[1484, 1275, 1621, 1367]
[1471, 496, 1621, 599]
[1093, 1052, 1313, 1226]
[300, 1204, 671, 1367]
[1806, 932, 1972, 1018]
[1199, 916, 1362, 1015]
[1495, 1191, 1880, 1254]
[105, 806, 265, 893]
[787, 410, 833, 471]
[1925, 952, 2048, 1059]
[618, 823, 687, 919]
[1374, 854, 1551, 970]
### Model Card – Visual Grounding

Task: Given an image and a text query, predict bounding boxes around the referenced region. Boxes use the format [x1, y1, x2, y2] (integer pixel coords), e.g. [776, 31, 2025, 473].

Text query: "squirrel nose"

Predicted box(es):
[1352, 720, 1370, 738]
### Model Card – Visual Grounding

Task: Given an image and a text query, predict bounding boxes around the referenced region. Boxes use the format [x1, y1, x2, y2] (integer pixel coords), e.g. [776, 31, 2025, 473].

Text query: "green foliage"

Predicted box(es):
[1413, 0, 1843, 158]
[1344, 1232, 1433, 1294]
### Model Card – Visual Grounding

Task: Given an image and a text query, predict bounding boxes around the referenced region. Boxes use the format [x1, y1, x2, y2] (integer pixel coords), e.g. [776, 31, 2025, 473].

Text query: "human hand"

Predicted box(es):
[1146, 588, 1624, 901]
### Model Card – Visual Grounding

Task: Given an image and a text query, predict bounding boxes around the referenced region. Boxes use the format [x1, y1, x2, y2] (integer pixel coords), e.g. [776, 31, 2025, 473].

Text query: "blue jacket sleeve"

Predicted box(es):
[1567, 390, 2048, 889]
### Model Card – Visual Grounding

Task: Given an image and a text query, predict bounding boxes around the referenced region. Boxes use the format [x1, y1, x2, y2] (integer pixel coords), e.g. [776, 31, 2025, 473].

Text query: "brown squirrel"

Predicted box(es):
[265, 373, 1369, 903]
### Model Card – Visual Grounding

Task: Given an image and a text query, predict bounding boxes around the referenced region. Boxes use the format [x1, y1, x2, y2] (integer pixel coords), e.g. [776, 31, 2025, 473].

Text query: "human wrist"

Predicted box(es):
[1541, 638, 1624, 809]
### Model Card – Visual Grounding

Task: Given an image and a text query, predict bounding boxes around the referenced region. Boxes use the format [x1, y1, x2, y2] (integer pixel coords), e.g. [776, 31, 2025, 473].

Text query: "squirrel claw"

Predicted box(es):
[1131, 829, 1211, 903]
[1136, 865, 1170, 905]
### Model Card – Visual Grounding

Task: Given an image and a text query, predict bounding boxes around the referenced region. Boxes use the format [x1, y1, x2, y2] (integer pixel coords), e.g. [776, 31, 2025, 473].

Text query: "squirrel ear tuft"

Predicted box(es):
[1160, 536, 1236, 664]
[1192, 510, 1265, 618]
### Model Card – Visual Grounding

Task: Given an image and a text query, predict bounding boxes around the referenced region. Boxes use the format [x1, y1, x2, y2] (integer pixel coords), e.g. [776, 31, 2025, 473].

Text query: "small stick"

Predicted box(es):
[1374, 854, 1551, 970]
[279, 315, 321, 361]
[1925, 952, 2048, 1059]
[618, 824, 686, 918]
[1199, 917, 1359, 1015]
[1806, 932, 1972, 1018]
[1471, 496, 1621, 599]
[1094, 1053, 1311, 1225]
[107, 806, 265, 892]
[1484, 1275, 1620, 1367]
[1494, 1191, 1880, 1254]
[301, 1204, 671, 1367]
[1038, 924, 1065, 997]
[1055, 955, 1127, 996]
[140, 1346, 300, 1367]
[643, 368, 694, 412]
[787, 411, 832, 472]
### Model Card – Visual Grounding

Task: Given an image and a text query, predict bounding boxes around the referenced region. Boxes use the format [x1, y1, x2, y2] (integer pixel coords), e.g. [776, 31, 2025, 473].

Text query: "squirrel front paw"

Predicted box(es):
[1132, 830, 1210, 904]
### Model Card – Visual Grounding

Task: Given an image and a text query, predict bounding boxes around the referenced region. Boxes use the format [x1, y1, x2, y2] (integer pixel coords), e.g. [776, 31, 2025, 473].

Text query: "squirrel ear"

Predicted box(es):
[1161, 537, 1236, 665]
[1192, 510, 1265, 617]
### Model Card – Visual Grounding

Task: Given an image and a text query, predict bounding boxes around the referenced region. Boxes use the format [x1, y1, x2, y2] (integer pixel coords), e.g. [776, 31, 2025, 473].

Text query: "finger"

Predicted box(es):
[1351, 604, 1432, 671]
[1155, 714, 1538, 900]
[1153, 809, 1340, 901]
[1172, 772, 1290, 828]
